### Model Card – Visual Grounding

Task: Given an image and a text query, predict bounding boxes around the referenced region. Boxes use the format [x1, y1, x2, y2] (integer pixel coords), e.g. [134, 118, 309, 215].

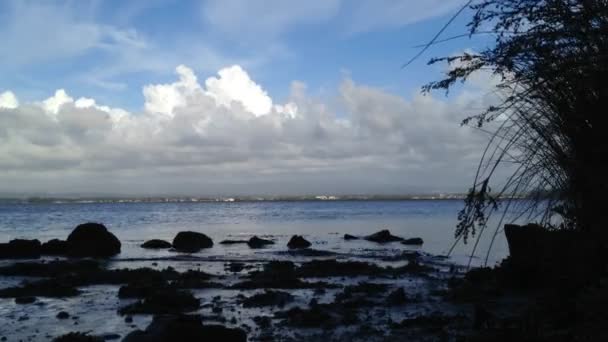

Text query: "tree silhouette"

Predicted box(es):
[425, 0, 608, 263]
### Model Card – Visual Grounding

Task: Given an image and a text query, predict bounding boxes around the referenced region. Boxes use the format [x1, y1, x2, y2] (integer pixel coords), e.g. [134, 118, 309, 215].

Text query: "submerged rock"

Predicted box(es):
[0, 239, 41, 259]
[56, 311, 70, 319]
[364, 229, 404, 243]
[344, 234, 359, 240]
[0, 278, 81, 298]
[219, 240, 248, 245]
[119, 288, 200, 315]
[66, 223, 121, 257]
[401, 237, 424, 245]
[15, 296, 36, 304]
[287, 235, 311, 249]
[241, 290, 294, 307]
[141, 239, 172, 249]
[247, 236, 274, 249]
[123, 314, 246, 342]
[172, 231, 213, 252]
[386, 287, 408, 305]
[41, 239, 69, 255]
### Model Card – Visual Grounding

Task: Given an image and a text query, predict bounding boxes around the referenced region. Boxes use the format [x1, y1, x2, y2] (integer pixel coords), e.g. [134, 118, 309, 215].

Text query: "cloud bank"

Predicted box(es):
[0, 65, 490, 196]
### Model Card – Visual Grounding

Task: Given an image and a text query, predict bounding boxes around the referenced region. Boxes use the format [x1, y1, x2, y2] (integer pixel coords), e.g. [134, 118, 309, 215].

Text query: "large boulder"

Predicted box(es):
[248, 236, 274, 249]
[66, 223, 121, 257]
[504, 223, 603, 286]
[364, 229, 404, 243]
[141, 239, 172, 249]
[41, 239, 69, 255]
[123, 314, 247, 342]
[172, 231, 213, 253]
[287, 235, 311, 249]
[0, 239, 41, 259]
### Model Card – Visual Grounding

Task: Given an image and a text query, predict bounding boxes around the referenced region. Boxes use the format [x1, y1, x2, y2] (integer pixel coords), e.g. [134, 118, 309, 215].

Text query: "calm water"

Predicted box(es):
[0, 200, 510, 266]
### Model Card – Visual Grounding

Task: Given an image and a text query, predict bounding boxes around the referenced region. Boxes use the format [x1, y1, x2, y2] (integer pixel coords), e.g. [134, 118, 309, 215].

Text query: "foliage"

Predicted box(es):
[425, 1, 608, 260]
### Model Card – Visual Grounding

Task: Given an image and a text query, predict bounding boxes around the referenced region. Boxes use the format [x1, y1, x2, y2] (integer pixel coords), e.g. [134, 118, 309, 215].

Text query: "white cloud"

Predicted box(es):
[0, 91, 18, 109]
[204, 65, 273, 116]
[0, 64, 489, 195]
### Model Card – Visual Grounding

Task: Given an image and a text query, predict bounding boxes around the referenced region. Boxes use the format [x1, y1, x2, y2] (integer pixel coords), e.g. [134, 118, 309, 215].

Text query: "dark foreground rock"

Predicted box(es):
[41, 239, 69, 255]
[364, 229, 403, 243]
[401, 237, 424, 245]
[287, 235, 311, 249]
[67, 223, 121, 257]
[0, 239, 41, 259]
[141, 240, 172, 249]
[53, 332, 103, 342]
[241, 290, 294, 307]
[123, 314, 246, 342]
[172, 231, 213, 253]
[119, 288, 200, 315]
[247, 236, 274, 248]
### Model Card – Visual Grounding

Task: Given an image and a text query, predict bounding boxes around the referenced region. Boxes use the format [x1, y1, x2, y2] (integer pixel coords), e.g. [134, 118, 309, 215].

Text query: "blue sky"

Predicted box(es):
[0, 0, 500, 196]
[0, 0, 485, 110]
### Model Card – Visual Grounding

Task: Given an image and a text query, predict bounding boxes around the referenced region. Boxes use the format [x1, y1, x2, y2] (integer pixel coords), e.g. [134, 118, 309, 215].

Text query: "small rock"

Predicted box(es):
[172, 231, 213, 253]
[52, 332, 103, 342]
[401, 237, 424, 245]
[364, 229, 404, 243]
[247, 236, 274, 249]
[122, 314, 246, 342]
[141, 239, 172, 249]
[41, 239, 69, 255]
[57, 311, 70, 319]
[344, 234, 359, 240]
[386, 287, 408, 305]
[0, 239, 41, 259]
[15, 296, 36, 304]
[287, 235, 311, 249]
[124, 316, 133, 323]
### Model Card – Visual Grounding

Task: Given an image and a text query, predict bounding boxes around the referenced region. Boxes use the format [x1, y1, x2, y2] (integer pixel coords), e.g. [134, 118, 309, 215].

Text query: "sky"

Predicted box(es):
[0, 0, 501, 197]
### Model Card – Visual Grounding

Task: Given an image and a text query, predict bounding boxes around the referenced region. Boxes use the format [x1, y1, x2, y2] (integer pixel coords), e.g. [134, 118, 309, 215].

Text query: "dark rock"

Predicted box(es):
[15, 296, 36, 304]
[0, 239, 41, 259]
[386, 288, 408, 305]
[52, 332, 104, 342]
[124, 316, 133, 323]
[99, 333, 120, 340]
[141, 240, 172, 249]
[219, 240, 248, 245]
[297, 259, 385, 277]
[57, 311, 70, 319]
[287, 235, 311, 249]
[253, 316, 272, 329]
[119, 288, 200, 315]
[401, 237, 424, 245]
[122, 314, 246, 342]
[0, 279, 80, 298]
[344, 234, 359, 240]
[233, 261, 337, 290]
[66, 223, 121, 257]
[172, 231, 213, 253]
[277, 305, 333, 328]
[247, 236, 274, 249]
[364, 229, 404, 243]
[241, 290, 294, 307]
[41, 239, 69, 255]
[284, 248, 336, 257]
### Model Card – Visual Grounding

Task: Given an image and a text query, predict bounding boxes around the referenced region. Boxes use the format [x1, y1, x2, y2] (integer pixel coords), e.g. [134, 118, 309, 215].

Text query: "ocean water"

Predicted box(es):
[0, 199, 509, 266]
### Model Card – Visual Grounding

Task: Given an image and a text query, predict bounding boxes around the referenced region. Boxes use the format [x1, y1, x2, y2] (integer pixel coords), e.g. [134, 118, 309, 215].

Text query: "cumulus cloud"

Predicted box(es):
[0, 91, 18, 109]
[0, 65, 489, 196]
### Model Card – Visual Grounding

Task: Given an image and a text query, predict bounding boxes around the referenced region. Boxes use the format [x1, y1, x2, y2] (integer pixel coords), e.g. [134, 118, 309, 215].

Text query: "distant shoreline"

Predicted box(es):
[0, 194, 534, 205]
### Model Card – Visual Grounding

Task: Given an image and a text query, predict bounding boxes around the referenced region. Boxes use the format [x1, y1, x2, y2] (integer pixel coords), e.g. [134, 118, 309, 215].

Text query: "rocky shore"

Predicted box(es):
[1, 222, 601, 341]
